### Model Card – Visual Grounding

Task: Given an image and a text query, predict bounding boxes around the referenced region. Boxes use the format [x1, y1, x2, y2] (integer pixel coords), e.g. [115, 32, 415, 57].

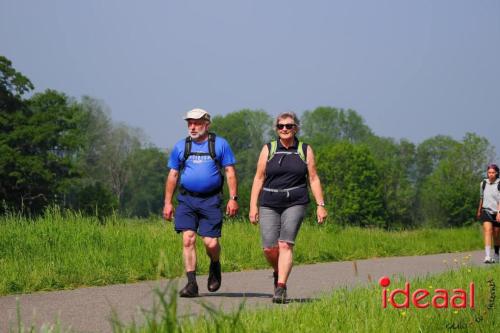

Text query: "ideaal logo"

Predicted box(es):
[378, 276, 475, 309]
[378, 275, 496, 330]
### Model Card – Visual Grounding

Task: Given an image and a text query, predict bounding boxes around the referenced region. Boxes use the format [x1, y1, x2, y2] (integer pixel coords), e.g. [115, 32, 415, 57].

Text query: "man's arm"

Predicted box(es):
[163, 169, 179, 221]
[225, 165, 238, 216]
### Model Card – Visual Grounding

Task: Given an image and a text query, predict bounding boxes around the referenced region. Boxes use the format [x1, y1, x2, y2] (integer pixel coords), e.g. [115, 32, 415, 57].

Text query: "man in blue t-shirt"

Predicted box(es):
[163, 108, 239, 297]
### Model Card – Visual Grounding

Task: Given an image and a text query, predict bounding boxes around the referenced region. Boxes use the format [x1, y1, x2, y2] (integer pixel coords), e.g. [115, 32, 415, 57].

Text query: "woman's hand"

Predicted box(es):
[317, 206, 327, 224]
[249, 205, 259, 224]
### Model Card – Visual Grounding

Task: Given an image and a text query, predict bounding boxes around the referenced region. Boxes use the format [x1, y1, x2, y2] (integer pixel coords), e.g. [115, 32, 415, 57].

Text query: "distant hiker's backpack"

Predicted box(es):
[267, 140, 307, 164]
[481, 179, 500, 192]
[180, 132, 224, 192]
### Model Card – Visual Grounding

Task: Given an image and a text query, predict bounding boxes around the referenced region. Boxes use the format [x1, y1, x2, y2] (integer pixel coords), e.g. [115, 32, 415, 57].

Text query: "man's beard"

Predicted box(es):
[189, 128, 207, 140]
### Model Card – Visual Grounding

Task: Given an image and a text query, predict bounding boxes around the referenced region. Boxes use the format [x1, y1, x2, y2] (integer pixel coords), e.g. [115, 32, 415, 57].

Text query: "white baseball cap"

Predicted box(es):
[183, 108, 211, 122]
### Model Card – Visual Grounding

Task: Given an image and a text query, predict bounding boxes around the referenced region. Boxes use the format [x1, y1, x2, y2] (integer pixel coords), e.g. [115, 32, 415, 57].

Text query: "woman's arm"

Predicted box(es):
[307, 145, 328, 224]
[249, 145, 269, 224]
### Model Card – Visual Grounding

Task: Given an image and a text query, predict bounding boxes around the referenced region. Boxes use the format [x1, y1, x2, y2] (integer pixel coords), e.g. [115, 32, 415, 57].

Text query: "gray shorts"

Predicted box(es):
[259, 205, 307, 248]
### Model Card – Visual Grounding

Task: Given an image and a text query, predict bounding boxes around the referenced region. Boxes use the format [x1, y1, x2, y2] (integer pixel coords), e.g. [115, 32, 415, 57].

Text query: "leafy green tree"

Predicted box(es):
[315, 142, 385, 227]
[99, 124, 143, 205]
[415, 135, 460, 184]
[59, 97, 116, 215]
[121, 147, 168, 217]
[210, 109, 273, 180]
[77, 96, 113, 176]
[1, 84, 85, 213]
[419, 133, 494, 227]
[301, 107, 373, 147]
[0, 55, 33, 101]
[69, 182, 118, 217]
[210, 109, 273, 214]
[63, 97, 161, 217]
[367, 136, 417, 228]
[1, 55, 34, 212]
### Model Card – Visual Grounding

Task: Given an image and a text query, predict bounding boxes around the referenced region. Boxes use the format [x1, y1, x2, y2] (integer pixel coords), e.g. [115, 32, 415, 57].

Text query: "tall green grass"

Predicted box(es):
[130, 265, 498, 333]
[0, 208, 484, 295]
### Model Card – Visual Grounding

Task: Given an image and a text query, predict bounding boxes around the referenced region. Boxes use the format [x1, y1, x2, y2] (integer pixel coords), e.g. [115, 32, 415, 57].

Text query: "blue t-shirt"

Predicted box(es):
[168, 136, 236, 193]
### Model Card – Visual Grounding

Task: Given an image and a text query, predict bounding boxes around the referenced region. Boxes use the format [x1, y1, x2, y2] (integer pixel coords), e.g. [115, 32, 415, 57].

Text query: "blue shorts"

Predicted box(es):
[174, 193, 223, 237]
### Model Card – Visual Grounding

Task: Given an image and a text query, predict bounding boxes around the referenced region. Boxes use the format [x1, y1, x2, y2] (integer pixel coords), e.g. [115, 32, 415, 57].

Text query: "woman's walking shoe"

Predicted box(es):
[483, 256, 495, 264]
[207, 261, 222, 292]
[272, 285, 287, 304]
[179, 281, 199, 297]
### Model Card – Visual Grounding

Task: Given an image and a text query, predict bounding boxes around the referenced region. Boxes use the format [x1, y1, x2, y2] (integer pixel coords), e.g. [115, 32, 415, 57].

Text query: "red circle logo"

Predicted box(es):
[379, 276, 391, 287]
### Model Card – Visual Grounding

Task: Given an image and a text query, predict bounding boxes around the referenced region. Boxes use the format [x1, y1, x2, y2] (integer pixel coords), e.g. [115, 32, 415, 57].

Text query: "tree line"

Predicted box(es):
[1, 55, 496, 228]
[0, 56, 166, 217]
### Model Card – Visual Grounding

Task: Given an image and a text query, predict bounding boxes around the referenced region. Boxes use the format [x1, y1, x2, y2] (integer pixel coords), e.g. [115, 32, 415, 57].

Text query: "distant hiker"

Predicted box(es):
[163, 108, 239, 297]
[476, 163, 500, 264]
[249, 111, 327, 303]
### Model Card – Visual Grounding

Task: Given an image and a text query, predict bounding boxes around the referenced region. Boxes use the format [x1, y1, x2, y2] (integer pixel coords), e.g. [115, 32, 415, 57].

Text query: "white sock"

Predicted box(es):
[485, 246, 491, 258]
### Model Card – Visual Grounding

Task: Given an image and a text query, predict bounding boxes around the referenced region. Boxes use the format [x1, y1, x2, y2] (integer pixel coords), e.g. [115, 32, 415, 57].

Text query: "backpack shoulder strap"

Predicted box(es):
[208, 132, 217, 160]
[297, 141, 306, 163]
[268, 141, 277, 161]
[180, 136, 192, 171]
[183, 136, 192, 161]
[481, 179, 500, 193]
[208, 132, 224, 193]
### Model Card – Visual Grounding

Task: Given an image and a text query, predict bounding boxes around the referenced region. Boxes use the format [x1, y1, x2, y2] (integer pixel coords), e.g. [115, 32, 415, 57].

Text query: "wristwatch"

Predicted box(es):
[230, 195, 239, 201]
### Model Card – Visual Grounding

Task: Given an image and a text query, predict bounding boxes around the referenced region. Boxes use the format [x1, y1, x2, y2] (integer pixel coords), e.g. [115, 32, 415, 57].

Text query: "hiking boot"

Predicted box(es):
[273, 271, 278, 289]
[483, 256, 494, 264]
[494, 254, 500, 264]
[207, 261, 221, 292]
[272, 286, 287, 304]
[179, 281, 199, 297]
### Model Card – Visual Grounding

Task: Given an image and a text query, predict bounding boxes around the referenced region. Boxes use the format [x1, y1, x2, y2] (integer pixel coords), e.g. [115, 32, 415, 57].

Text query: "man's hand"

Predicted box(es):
[163, 202, 175, 221]
[249, 205, 259, 224]
[226, 199, 238, 217]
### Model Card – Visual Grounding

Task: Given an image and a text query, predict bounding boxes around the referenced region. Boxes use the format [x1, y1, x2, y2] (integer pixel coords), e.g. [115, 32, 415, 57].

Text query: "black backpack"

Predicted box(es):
[179, 132, 224, 193]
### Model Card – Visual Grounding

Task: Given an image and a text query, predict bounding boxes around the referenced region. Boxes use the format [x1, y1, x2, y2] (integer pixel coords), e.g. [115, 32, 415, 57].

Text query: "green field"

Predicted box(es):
[0, 208, 484, 296]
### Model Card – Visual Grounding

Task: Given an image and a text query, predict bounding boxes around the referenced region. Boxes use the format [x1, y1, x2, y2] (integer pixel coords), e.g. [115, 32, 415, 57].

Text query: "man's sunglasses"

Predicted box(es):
[277, 124, 296, 130]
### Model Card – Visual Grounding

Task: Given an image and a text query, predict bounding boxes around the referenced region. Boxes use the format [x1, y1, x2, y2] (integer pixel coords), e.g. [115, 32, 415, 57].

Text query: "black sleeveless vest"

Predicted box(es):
[259, 138, 310, 208]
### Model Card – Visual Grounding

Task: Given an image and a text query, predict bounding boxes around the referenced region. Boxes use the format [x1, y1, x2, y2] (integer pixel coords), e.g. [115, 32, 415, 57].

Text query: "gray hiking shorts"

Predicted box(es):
[259, 205, 307, 248]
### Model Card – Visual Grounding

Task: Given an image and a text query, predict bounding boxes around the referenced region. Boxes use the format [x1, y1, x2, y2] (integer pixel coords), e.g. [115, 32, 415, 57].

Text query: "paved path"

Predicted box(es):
[0, 250, 488, 332]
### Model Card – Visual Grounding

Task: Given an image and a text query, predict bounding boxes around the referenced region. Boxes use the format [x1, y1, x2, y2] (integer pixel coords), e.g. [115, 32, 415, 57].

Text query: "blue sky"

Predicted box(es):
[1, 0, 499, 156]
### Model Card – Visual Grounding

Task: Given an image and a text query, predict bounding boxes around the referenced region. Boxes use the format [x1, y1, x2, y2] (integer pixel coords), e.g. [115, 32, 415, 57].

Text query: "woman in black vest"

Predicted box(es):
[249, 112, 327, 303]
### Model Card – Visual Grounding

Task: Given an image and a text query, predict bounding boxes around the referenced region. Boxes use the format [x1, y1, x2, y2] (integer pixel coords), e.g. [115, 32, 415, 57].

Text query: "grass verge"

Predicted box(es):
[0, 208, 484, 295]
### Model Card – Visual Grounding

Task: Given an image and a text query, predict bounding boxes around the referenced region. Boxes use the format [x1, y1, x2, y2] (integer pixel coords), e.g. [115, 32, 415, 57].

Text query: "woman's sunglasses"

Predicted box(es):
[277, 124, 296, 130]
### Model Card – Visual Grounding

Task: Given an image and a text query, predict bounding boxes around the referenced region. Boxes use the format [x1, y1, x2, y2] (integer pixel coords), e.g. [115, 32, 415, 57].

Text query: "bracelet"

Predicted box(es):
[317, 201, 325, 207]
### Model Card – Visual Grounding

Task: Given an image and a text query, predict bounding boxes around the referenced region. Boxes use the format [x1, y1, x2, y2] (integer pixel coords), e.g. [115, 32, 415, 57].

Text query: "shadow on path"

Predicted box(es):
[200, 292, 272, 298]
